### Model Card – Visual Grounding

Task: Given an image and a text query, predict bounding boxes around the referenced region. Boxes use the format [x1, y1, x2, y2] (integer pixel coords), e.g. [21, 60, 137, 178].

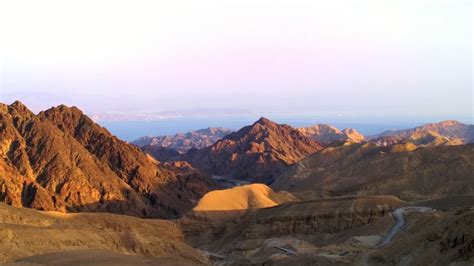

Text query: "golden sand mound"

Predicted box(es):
[193, 184, 283, 212]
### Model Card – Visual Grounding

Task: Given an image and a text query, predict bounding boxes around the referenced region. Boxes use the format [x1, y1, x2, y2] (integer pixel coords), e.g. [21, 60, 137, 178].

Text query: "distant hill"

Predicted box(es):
[369, 120, 474, 146]
[0, 101, 217, 219]
[133, 127, 233, 154]
[272, 142, 474, 201]
[298, 124, 364, 145]
[182, 118, 324, 184]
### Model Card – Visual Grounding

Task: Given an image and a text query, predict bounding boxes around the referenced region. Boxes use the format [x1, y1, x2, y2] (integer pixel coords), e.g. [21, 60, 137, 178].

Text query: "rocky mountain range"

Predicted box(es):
[182, 117, 324, 184]
[370, 120, 474, 146]
[133, 127, 233, 153]
[0, 101, 217, 219]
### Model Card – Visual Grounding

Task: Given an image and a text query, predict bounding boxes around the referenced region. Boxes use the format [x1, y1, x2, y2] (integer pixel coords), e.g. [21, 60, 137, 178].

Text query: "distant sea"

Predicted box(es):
[98, 117, 422, 142]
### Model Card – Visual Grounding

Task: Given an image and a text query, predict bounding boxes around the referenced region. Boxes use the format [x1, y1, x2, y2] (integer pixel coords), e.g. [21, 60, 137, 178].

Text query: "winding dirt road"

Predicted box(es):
[377, 206, 433, 247]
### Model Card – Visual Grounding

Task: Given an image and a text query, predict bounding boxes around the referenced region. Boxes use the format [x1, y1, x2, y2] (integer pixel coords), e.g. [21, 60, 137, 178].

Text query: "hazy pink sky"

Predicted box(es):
[1, 0, 472, 123]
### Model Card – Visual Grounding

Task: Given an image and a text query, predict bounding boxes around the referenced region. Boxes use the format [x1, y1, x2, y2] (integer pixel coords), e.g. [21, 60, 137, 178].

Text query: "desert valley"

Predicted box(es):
[1, 1, 472, 264]
[0, 101, 473, 265]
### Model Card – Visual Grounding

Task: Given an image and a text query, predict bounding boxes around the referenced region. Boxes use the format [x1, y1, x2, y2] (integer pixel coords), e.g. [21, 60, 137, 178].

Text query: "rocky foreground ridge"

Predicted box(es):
[0, 101, 217, 219]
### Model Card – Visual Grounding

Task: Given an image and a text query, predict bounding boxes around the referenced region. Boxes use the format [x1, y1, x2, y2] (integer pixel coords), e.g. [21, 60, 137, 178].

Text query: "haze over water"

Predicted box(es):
[100, 119, 425, 142]
[1, 0, 472, 138]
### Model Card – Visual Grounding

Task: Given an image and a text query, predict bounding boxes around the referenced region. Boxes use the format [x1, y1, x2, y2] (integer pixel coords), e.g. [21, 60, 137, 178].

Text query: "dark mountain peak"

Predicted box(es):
[185, 118, 324, 183]
[254, 117, 274, 126]
[55, 104, 83, 113]
[41, 104, 84, 119]
[10, 100, 28, 109]
[8, 100, 34, 117]
[38, 105, 89, 134]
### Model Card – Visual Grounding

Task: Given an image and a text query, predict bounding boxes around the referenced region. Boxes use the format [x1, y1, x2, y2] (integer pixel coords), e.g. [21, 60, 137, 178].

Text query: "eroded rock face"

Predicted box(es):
[242, 196, 403, 239]
[183, 118, 324, 184]
[0, 101, 217, 218]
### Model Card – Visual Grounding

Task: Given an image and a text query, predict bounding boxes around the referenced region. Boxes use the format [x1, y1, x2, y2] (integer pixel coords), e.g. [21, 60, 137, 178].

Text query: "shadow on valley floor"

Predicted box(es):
[10, 250, 194, 266]
[58, 174, 222, 219]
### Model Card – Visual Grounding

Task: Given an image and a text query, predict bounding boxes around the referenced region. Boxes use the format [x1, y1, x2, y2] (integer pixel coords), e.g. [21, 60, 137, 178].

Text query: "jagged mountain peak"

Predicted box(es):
[40, 104, 86, 120]
[254, 117, 274, 126]
[7, 100, 35, 117]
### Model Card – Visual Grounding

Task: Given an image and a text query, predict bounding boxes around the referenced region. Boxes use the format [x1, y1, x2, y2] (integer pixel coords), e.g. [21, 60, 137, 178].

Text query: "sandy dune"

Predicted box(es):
[193, 184, 291, 211]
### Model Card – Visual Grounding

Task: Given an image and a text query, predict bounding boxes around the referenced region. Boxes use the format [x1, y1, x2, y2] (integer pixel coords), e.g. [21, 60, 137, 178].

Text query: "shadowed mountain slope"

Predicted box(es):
[272, 142, 474, 201]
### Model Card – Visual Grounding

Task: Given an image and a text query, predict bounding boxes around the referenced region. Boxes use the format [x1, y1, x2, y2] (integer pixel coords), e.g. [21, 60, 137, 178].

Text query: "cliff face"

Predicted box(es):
[242, 198, 400, 239]
[183, 118, 324, 183]
[183, 195, 404, 264]
[0, 101, 217, 218]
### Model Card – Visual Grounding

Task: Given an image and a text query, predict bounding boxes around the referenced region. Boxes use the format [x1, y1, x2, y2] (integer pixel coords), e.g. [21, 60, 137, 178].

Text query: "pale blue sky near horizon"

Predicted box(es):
[1, 0, 473, 131]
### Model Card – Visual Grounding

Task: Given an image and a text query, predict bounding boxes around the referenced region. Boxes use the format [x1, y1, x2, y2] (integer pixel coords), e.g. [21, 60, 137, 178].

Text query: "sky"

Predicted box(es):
[0, 0, 472, 125]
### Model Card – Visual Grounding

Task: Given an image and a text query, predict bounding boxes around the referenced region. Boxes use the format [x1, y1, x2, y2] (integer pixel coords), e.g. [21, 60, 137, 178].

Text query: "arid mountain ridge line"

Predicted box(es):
[133, 117, 473, 164]
[1, 100, 473, 218]
[135, 116, 473, 184]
